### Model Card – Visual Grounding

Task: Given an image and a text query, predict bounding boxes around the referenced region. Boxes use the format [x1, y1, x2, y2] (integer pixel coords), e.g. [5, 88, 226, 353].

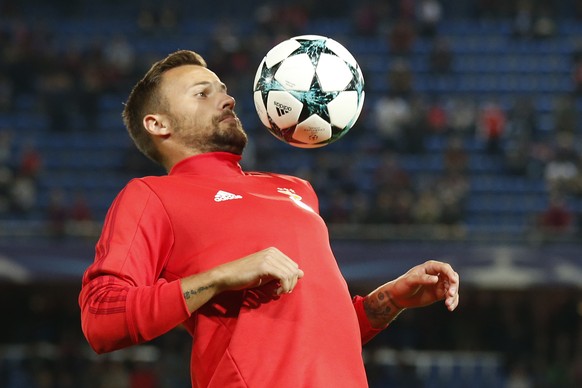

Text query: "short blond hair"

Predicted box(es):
[122, 50, 207, 164]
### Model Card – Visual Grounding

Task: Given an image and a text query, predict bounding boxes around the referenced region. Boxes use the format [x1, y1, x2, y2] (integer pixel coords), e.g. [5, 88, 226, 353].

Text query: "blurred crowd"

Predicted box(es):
[0, 0, 581, 241]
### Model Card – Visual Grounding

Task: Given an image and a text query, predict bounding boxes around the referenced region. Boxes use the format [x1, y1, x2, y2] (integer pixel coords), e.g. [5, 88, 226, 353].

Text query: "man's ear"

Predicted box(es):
[143, 114, 171, 136]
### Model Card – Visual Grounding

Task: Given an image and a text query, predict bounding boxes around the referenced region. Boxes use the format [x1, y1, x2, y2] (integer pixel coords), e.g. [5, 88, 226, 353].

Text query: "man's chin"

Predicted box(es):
[216, 144, 245, 155]
[205, 123, 248, 154]
[208, 138, 247, 155]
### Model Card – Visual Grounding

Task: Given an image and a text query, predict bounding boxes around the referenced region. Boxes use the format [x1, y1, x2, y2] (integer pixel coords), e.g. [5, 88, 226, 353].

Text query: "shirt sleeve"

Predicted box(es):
[352, 295, 383, 344]
[78, 179, 190, 354]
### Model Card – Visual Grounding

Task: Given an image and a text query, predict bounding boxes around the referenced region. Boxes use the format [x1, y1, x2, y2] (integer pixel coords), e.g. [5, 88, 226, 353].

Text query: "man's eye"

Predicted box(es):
[195, 92, 206, 97]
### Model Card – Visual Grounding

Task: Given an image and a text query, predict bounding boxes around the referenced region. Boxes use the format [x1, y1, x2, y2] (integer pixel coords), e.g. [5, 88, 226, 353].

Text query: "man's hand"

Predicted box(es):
[363, 260, 460, 329]
[211, 246, 304, 295]
[180, 247, 304, 313]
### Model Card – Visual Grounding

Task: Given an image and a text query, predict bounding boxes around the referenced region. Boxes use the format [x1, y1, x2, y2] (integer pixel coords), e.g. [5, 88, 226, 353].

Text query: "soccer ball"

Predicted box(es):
[253, 35, 365, 148]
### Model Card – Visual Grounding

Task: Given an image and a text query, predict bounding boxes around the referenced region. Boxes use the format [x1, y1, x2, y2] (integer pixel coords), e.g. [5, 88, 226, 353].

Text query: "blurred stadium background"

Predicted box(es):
[1, 0, 582, 386]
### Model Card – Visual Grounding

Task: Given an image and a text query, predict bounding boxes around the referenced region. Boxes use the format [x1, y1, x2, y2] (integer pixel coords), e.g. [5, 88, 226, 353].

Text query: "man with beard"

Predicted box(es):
[79, 50, 460, 388]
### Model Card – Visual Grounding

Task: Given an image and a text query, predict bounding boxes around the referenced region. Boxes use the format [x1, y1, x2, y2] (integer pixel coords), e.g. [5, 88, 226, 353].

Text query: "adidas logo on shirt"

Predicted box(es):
[214, 190, 243, 202]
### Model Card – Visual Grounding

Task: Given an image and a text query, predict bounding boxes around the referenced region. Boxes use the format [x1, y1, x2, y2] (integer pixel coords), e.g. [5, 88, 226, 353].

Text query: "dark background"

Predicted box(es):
[1, 0, 582, 386]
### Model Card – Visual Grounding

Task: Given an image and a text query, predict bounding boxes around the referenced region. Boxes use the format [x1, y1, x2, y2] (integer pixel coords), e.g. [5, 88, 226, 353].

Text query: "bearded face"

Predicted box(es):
[168, 108, 248, 155]
[155, 65, 249, 158]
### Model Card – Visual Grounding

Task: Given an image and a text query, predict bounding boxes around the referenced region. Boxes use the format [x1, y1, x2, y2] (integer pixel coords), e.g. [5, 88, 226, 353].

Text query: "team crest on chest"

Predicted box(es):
[277, 188, 315, 213]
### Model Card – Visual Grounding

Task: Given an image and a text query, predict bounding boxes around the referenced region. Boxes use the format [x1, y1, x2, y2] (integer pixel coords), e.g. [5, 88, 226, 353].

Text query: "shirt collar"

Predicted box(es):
[169, 152, 244, 177]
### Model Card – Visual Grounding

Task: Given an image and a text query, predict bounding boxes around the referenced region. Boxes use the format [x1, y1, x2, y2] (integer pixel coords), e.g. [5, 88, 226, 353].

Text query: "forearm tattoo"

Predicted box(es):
[363, 290, 403, 326]
[183, 284, 214, 300]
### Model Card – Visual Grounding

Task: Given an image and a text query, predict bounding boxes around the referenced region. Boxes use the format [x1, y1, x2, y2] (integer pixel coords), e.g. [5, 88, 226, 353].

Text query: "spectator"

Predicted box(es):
[10, 172, 37, 216]
[103, 35, 137, 91]
[46, 188, 68, 239]
[254, 4, 278, 36]
[18, 140, 42, 179]
[387, 20, 416, 56]
[434, 171, 469, 227]
[537, 192, 574, 235]
[372, 152, 412, 191]
[552, 95, 578, 135]
[387, 59, 414, 97]
[352, 1, 382, 36]
[37, 65, 75, 132]
[429, 37, 453, 74]
[10, 140, 41, 216]
[70, 190, 93, 222]
[505, 139, 531, 176]
[512, 0, 535, 38]
[253, 3, 308, 38]
[504, 96, 538, 175]
[416, 0, 443, 38]
[413, 189, 443, 224]
[426, 98, 449, 135]
[405, 97, 429, 154]
[373, 94, 411, 151]
[0, 129, 14, 167]
[443, 136, 469, 174]
[527, 139, 554, 179]
[477, 99, 507, 154]
[374, 61, 415, 151]
[532, 5, 557, 39]
[544, 133, 580, 193]
[508, 96, 538, 142]
[77, 64, 105, 132]
[446, 97, 477, 136]
[567, 165, 582, 198]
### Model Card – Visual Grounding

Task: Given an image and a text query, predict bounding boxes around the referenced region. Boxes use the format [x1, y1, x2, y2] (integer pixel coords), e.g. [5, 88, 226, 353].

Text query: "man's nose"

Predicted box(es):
[221, 94, 236, 110]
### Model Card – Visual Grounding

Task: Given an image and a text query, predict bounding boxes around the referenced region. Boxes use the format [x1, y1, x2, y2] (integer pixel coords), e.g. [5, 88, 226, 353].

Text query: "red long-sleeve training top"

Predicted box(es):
[79, 152, 381, 387]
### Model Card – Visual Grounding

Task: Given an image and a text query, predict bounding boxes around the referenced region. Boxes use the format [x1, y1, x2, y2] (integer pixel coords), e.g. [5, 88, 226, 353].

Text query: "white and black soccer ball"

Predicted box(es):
[253, 35, 365, 148]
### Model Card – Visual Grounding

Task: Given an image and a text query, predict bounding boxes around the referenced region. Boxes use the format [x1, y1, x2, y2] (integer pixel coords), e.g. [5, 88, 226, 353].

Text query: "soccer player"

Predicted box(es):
[79, 50, 460, 387]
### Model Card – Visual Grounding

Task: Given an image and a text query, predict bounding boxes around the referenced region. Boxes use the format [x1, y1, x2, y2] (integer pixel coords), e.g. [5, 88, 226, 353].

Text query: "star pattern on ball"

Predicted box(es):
[289, 79, 337, 124]
[294, 38, 327, 67]
[255, 61, 284, 103]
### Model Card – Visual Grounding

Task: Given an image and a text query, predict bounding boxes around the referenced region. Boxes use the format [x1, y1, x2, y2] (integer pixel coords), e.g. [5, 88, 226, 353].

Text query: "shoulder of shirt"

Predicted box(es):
[246, 171, 312, 185]
[121, 176, 166, 193]
[125, 176, 164, 185]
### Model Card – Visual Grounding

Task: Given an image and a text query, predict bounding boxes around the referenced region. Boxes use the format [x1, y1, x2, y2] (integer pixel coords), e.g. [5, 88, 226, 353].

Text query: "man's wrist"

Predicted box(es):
[363, 289, 406, 329]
